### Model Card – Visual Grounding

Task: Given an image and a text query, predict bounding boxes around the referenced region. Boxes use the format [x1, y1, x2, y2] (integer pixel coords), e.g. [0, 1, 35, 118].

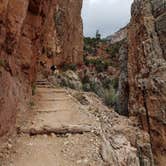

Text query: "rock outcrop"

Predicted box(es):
[117, 41, 129, 116]
[128, 0, 166, 165]
[0, 0, 83, 136]
[106, 26, 128, 44]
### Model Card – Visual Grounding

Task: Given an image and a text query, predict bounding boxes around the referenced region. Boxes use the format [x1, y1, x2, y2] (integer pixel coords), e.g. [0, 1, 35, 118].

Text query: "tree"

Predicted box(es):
[95, 30, 101, 40]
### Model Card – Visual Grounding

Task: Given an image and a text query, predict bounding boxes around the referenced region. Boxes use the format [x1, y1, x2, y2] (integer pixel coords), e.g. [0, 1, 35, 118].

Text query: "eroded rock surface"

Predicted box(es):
[0, 0, 83, 136]
[128, 0, 166, 164]
[106, 26, 128, 44]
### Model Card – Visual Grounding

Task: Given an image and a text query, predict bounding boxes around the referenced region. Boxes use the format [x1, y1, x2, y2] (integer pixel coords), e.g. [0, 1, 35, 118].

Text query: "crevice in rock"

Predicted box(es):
[28, 0, 42, 15]
[142, 84, 153, 161]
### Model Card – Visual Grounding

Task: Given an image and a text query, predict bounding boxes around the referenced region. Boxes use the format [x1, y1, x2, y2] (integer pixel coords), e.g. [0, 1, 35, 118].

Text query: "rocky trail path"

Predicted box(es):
[1, 79, 106, 166]
[1, 79, 144, 166]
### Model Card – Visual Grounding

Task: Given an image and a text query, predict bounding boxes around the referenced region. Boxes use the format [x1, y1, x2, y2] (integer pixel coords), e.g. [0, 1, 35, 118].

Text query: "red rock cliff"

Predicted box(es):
[128, 0, 166, 164]
[0, 0, 83, 136]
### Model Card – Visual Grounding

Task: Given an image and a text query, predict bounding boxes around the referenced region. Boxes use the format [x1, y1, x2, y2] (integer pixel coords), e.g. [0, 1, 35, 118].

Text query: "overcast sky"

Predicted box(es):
[81, 0, 133, 37]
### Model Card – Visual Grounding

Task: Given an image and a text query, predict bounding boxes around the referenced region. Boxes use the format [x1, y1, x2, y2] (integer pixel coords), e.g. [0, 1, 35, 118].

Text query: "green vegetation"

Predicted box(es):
[83, 57, 109, 73]
[81, 71, 119, 108]
[105, 40, 125, 58]
[95, 30, 101, 41]
[82, 83, 91, 91]
[103, 87, 117, 107]
[54, 9, 63, 26]
[84, 30, 103, 55]
[109, 43, 121, 58]
[84, 37, 98, 54]
[82, 73, 90, 84]
[0, 59, 8, 76]
[0, 59, 6, 68]
[29, 100, 35, 108]
[61, 63, 77, 71]
[112, 77, 119, 90]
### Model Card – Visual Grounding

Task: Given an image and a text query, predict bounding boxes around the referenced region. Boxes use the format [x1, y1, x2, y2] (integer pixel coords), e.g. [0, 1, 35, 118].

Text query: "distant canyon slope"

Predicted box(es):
[106, 26, 128, 44]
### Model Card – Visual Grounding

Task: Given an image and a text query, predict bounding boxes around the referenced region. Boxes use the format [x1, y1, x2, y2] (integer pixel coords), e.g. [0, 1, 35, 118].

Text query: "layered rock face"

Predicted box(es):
[40, 0, 83, 68]
[128, 0, 166, 164]
[0, 0, 83, 136]
[106, 26, 128, 44]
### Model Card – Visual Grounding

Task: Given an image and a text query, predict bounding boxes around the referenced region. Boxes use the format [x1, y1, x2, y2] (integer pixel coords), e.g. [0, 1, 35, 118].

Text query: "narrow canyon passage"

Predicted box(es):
[0, 0, 165, 165]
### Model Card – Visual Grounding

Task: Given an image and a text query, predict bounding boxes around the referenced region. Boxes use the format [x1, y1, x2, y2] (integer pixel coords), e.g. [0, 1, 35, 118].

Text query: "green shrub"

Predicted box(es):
[29, 101, 35, 108]
[104, 87, 117, 107]
[84, 45, 95, 54]
[82, 75, 90, 84]
[54, 9, 63, 26]
[105, 47, 111, 54]
[83, 37, 99, 54]
[90, 80, 104, 98]
[83, 57, 109, 73]
[0, 60, 4, 67]
[109, 40, 125, 58]
[61, 63, 77, 71]
[84, 37, 98, 47]
[0, 59, 6, 68]
[102, 77, 112, 89]
[82, 83, 91, 91]
[112, 78, 119, 90]
[95, 61, 109, 73]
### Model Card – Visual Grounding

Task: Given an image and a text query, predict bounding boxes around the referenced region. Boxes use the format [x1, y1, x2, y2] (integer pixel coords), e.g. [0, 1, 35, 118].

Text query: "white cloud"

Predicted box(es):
[81, 0, 133, 37]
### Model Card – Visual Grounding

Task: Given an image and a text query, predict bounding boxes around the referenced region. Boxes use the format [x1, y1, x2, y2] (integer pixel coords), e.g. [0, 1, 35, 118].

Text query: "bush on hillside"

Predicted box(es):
[61, 63, 77, 71]
[104, 87, 117, 107]
[83, 57, 109, 73]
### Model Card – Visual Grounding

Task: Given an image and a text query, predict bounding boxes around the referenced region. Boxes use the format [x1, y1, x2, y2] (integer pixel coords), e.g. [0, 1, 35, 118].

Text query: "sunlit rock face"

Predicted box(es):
[128, 0, 166, 165]
[106, 26, 128, 44]
[0, 0, 83, 136]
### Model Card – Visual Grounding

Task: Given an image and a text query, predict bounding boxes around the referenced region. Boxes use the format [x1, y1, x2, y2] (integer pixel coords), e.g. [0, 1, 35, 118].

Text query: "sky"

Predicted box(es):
[81, 0, 133, 37]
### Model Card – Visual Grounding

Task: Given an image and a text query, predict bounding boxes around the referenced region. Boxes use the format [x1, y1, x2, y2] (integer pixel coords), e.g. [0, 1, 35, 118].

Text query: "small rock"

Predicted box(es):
[66, 133, 72, 137]
[90, 139, 94, 142]
[7, 143, 12, 149]
[96, 118, 100, 121]
[8, 139, 12, 144]
[43, 134, 48, 138]
[83, 159, 89, 163]
[64, 141, 69, 146]
[51, 133, 56, 137]
[76, 160, 82, 164]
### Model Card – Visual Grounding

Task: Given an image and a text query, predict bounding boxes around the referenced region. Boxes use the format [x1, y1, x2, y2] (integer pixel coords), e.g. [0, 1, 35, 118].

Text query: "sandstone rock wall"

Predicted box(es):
[0, 0, 83, 136]
[40, 0, 83, 69]
[128, 0, 166, 165]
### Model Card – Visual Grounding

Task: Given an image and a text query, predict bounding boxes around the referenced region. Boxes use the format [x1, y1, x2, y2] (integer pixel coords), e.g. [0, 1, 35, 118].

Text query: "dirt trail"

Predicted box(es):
[2, 80, 105, 166]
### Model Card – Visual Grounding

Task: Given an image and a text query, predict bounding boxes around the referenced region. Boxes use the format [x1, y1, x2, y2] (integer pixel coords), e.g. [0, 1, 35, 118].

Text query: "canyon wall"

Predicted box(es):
[0, 0, 83, 136]
[128, 0, 166, 165]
